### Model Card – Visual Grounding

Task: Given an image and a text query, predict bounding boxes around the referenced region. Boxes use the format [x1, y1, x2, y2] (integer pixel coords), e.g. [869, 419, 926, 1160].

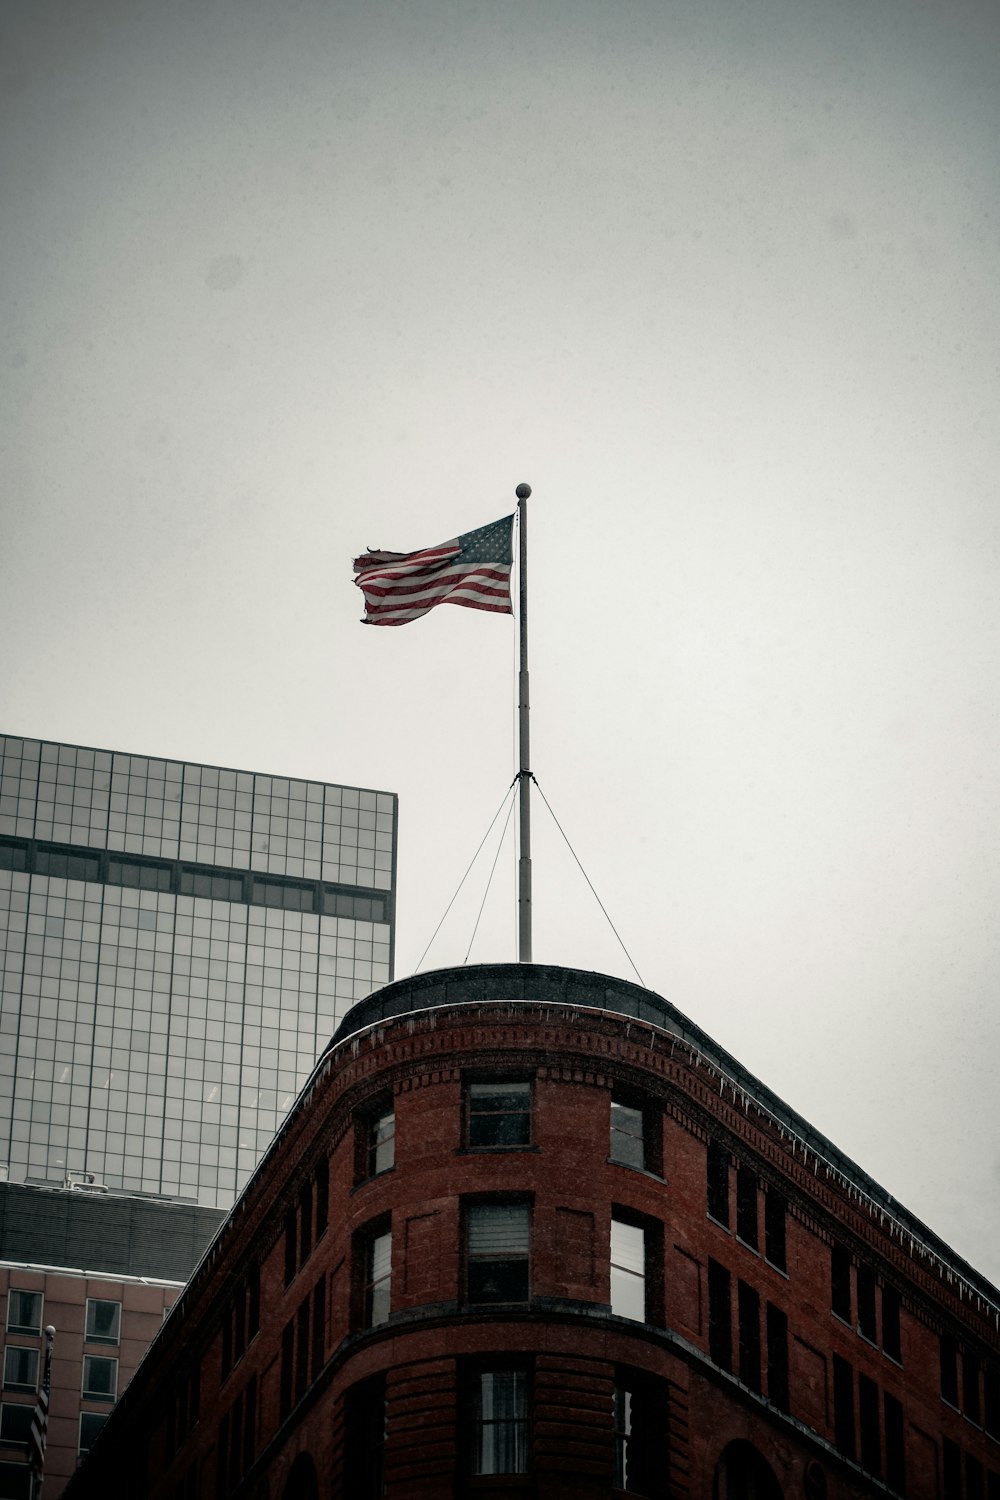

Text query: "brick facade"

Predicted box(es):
[62, 965, 1000, 1499]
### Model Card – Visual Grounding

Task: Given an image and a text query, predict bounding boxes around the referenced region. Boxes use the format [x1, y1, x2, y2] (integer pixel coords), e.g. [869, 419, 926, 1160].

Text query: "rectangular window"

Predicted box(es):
[764, 1191, 786, 1272]
[322, 888, 387, 924]
[766, 1303, 789, 1413]
[708, 1259, 732, 1372]
[613, 1376, 659, 1495]
[0, 842, 28, 872]
[79, 1412, 109, 1456]
[251, 877, 315, 911]
[85, 1298, 121, 1345]
[35, 847, 100, 881]
[736, 1167, 759, 1251]
[467, 1082, 531, 1149]
[738, 1282, 761, 1392]
[242, 1375, 257, 1477]
[831, 1245, 852, 1323]
[315, 1160, 330, 1240]
[369, 1111, 395, 1177]
[858, 1373, 881, 1477]
[0, 1462, 29, 1499]
[610, 1219, 647, 1323]
[856, 1263, 877, 1342]
[943, 1438, 962, 1500]
[283, 1209, 297, 1287]
[82, 1355, 117, 1401]
[365, 1230, 392, 1327]
[941, 1335, 960, 1407]
[178, 868, 245, 901]
[279, 1321, 293, 1421]
[985, 1366, 1000, 1439]
[0, 1403, 33, 1446]
[884, 1392, 905, 1494]
[832, 1354, 855, 1459]
[707, 1142, 730, 1228]
[2, 1349, 37, 1394]
[472, 1370, 529, 1476]
[467, 1203, 530, 1305]
[964, 1352, 982, 1426]
[610, 1101, 645, 1170]
[108, 858, 172, 892]
[311, 1278, 326, 1384]
[882, 1284, 901, 1363]
[345, 1375, 387, 1498]
[6, 1292, 41, 1336]
[967, 1455, 985, 1500]
[294, 1300, 310, 1406]
[247, 1266, 260, 1344]
[298, 1181, 313, 1268]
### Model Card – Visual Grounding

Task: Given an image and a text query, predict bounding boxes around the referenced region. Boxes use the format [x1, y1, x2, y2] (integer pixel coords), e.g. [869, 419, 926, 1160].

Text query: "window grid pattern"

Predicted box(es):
[0, 737, 396, 1210]
[0, 740, 394, 890]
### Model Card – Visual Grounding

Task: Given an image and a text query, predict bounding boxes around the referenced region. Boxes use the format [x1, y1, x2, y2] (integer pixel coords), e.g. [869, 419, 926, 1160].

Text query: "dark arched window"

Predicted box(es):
[714, 1440, 783, 1500]
[282, 1451, 319, 1500]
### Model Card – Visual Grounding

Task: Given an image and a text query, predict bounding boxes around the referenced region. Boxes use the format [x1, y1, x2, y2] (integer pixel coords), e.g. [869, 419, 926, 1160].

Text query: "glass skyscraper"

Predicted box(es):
[0, 736, 396, 1208]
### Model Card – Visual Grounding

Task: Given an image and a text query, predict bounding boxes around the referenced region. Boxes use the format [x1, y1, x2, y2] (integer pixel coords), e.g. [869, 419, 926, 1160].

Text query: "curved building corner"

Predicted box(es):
[63, 964, 1000, 1500]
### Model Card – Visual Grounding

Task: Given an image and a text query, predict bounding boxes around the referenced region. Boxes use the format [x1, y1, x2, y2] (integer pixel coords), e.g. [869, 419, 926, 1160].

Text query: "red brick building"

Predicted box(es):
[64, 964, 1000, 1499]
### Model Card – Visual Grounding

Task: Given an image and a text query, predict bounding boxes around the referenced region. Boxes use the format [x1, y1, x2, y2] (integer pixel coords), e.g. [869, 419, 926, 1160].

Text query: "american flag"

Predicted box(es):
[28, 1331, 52, 1485]
[353, 514, 514, 626]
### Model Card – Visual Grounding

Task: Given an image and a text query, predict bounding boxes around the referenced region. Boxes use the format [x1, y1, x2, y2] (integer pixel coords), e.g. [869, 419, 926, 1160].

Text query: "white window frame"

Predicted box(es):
[81, 1354, 118, 1401]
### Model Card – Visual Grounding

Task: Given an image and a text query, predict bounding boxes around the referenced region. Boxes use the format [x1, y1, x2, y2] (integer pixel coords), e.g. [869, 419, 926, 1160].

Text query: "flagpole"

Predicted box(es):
[515, 482, 532, 962]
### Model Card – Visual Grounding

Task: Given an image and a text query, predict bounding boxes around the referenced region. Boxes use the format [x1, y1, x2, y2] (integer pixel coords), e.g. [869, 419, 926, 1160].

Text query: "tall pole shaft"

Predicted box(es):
[516, 483, 532, 962]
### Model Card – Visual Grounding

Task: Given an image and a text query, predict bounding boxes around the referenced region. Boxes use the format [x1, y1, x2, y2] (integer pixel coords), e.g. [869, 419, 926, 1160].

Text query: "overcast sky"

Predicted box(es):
[4, 0, 1000, 1284]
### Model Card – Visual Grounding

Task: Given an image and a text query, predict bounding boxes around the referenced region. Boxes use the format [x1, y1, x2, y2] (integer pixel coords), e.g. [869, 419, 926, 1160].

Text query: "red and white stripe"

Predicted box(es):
[354, 540, 512, 626]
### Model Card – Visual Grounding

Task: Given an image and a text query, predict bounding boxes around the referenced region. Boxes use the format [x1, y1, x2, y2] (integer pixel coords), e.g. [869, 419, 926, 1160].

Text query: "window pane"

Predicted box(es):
[79, 1412, 109, 1455]
[736, 1168, 758, 1250]
[368, 1231, 392, 1327]
[82, 1356, 117, 1399]
[6, 1292, 41, 1335]
[0, 843, 28, 872]
[707, 1142, 729, 1226]
[468, 1204, 529, 1255]
[611, 1220, 646, 1322]
[764, 1191, 786, 1271]
[0, 1404, 33, 1444]
[475, 1372, 527, 1475]
[2, 1348, 37, 1392]
[370, 1112, 395, 1176]
[467, 1204, 530, 1305]
[86, 1299, 121, 1344]
[610, 1103, 644, 1169]
[468, 1083, 531, 1148]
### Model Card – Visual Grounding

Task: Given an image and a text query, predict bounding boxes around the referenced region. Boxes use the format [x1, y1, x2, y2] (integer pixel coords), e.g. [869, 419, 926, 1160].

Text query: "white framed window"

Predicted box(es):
[5, 1292, 41, 1336]
[79, 1411, 109, 1455]
[1, 1348, 37, 1394]
[82, 1355, 118, 1401]
[85, 1298, 121, 1345]
[0, 1402, 33, 1445]
[611, 1218, 646, 1322]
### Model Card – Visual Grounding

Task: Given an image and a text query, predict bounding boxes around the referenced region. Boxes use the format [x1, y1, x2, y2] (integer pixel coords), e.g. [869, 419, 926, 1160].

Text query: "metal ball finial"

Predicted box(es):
[515, 483, 531, 500]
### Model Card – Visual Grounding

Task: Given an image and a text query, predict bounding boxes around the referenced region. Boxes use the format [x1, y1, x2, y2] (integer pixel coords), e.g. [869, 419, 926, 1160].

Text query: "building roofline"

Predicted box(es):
[0, 1259, 185, 1289]
[0, 731, 398, 803]
[327, 963, 1000, 1316]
